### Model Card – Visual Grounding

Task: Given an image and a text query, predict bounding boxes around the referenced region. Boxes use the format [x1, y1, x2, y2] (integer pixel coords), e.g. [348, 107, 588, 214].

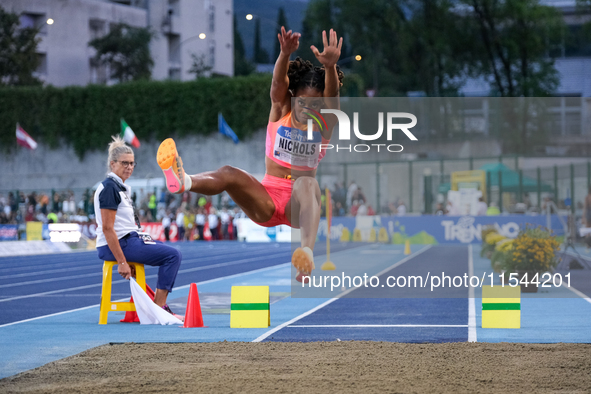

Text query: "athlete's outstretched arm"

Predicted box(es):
[270, 26, 300, 122]
[311, 29, 343, 138]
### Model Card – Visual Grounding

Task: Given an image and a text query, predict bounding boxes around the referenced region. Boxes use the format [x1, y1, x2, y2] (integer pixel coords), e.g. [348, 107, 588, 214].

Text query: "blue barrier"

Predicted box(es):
[0, 225, 18, 241]
[317, 215, 563, 244]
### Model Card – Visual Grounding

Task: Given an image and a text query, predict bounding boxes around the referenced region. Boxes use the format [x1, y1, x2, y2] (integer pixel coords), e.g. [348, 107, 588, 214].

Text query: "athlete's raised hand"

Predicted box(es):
[278, 26, 300, 56]
[310, 29, 343, 68]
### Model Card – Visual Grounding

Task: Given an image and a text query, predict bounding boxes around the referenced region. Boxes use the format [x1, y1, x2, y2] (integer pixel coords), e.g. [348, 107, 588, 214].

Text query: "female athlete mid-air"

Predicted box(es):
[157, 27, 344, 282]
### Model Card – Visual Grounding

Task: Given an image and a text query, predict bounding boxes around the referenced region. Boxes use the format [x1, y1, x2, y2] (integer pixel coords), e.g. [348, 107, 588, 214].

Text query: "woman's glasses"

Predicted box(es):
[116, 160, 137, 168]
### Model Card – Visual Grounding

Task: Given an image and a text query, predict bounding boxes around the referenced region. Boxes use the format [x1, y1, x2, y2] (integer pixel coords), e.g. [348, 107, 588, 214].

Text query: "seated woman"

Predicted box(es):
[95, 136, 183, 319]
[156, 27, 344, 282]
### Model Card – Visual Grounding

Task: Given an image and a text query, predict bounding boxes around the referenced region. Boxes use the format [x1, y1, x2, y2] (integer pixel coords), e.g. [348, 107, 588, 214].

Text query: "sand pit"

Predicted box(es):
[1, 342, 590, 393]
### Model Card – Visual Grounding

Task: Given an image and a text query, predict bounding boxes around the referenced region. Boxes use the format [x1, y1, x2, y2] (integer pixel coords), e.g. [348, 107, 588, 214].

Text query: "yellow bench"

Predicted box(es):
[99, 261, 146, 325]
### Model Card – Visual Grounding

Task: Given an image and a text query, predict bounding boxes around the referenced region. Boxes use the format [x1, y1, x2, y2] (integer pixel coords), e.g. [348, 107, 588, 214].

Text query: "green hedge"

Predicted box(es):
[0, 74, 272, 158]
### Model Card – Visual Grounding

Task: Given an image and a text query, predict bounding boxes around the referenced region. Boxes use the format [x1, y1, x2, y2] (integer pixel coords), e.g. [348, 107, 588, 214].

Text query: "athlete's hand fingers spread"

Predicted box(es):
[310, 45, 320, 58]
[322, 30, 328, 49]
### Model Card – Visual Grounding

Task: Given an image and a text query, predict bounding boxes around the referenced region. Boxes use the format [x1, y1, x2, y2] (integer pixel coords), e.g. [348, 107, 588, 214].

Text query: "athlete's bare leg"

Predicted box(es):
[188, 166, 275, 224]
[158, 139, 275, 224]
[286, 176, 321, 279]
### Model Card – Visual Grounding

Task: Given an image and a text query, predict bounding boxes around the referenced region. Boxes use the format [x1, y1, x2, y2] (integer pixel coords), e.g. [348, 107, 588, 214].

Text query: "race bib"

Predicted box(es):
[273, 126, 322, 168]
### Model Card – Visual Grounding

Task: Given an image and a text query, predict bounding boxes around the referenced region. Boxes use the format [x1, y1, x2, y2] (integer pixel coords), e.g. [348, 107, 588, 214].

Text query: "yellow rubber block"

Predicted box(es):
[378, 227, 389, 243]
[352, 228, 362, 242]
[230, 286, 270, 328]
[482, 310, 521, 329]
[482, 285, 521, 302]
[340, 228, 351, 242]
[231, 310, 270, 328]
[368, 228, 377, 243]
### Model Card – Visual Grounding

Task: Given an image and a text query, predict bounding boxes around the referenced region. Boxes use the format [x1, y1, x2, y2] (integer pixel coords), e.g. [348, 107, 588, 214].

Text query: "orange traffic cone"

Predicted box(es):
[120, 284, 156, 323]
[183, 283, 205, 328]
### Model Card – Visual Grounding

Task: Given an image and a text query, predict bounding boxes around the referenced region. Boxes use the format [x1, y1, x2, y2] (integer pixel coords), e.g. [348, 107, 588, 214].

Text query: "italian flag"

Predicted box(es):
[16, 123, 38, 150]
[120, 118, 140, 148]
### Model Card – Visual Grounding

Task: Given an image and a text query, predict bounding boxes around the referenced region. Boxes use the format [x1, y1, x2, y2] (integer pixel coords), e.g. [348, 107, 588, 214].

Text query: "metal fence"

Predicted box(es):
[317, 156, 591, 215]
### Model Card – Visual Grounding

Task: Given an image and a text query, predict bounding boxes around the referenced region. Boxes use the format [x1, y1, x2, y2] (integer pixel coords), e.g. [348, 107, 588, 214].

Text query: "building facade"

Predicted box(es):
[1, 0, 233, 86]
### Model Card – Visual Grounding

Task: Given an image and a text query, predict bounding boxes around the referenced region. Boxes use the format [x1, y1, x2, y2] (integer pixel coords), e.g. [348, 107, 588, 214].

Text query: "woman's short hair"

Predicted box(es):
[107, 135, 133, 173]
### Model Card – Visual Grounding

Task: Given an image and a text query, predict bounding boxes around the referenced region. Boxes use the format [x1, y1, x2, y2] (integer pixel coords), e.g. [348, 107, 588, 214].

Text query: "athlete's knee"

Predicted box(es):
[218, 165, 241, 185]
[294, 176, 319, 192]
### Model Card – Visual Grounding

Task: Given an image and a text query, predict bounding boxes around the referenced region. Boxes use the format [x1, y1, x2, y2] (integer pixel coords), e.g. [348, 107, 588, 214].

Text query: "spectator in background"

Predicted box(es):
[176, 209, 185, 241]
[220, 207, 231, 240]
[435, 203, 445, 215]
[335, 201, 345, 217]
[357, 200, 368, 216]
[476, 197, 488, 216]
[162, 210, 172, 241]
[396, 201, 406, 216]
[208, 207, 219, 240]
[486, 202, 500, 216]
[350, 200, 360, 216]
[446, 200, 460, 216]
[346, 181, 358, 209]
[149, 193, 157, 220]
[195, 208, 206, 241]
[184, 208, 195, 241]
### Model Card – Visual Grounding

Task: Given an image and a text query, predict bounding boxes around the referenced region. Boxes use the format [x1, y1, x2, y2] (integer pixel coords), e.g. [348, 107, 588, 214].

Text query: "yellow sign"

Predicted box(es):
[451, 170, 486, 201]
[26, 221, 43, 241]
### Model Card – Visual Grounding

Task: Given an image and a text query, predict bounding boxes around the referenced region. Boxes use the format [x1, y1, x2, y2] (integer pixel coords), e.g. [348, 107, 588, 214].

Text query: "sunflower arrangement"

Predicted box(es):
[480, 228, 506, 258]
[501, 227, 560, 273]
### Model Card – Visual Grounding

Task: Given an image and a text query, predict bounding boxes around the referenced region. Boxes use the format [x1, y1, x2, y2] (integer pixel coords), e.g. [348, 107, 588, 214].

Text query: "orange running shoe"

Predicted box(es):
[292, 247, 315, 283]
[157, 138, 187, 194]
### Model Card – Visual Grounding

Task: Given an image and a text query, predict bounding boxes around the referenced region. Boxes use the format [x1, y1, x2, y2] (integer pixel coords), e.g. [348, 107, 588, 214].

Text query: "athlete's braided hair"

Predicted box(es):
[287, 57, 345, 94]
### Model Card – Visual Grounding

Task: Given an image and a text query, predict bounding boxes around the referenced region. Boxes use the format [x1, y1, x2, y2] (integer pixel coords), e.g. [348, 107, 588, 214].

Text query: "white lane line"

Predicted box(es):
[287, 324, 468, 328]
[0, 250, 291, 290]
[0, 251, 292, 302]
[562, 283, 591, 305]
[253, 245, 433, 343]
[0, 245, 286, 276]
[0, 262, 292, 328]
[468, 244, 477, 343]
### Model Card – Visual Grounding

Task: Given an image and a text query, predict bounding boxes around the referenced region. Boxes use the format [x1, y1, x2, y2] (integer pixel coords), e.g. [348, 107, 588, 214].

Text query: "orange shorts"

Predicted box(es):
[256, 174, 294, 228]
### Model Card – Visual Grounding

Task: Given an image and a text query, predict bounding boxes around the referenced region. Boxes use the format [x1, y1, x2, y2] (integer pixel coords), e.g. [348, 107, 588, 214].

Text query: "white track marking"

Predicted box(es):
[253, 246, 433, 342]
[562, 283, 591, 305]
[468, 244, 477, 343]
[0, 263, 292, 327]
[0, 251, 291, 291]
[287, 324, 468, 328]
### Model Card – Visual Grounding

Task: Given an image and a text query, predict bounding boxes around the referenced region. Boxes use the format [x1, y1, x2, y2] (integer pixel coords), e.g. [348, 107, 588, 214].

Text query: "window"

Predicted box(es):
[209, 42, 215, 68]
[168, 68, 181, 80]
[36, 53, 47, 75]
[89, 58, 107, 84]
[168, 34, 181, 63]
[168, 0, 180, 16]
[89, 19, 106, 40]
[208, 4, 215, 32]
[19, 13, 47, 35]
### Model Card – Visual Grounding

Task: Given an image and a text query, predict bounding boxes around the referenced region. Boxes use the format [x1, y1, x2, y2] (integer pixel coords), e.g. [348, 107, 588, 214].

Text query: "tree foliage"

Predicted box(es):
[0, 6, 41, 86]
[0, 75, 271, 157]
[234, 15, 255, 76]
[253, 19, 270, 64]
[89, 24, 154, 83]
[273, 7, 290, 59]
[301, 0, 566, 97]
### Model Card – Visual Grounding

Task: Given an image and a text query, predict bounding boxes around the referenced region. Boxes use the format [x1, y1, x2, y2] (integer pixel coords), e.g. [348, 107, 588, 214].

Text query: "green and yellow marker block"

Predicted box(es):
[482, 286, 521, 329]
[230, 286, 270, 328]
